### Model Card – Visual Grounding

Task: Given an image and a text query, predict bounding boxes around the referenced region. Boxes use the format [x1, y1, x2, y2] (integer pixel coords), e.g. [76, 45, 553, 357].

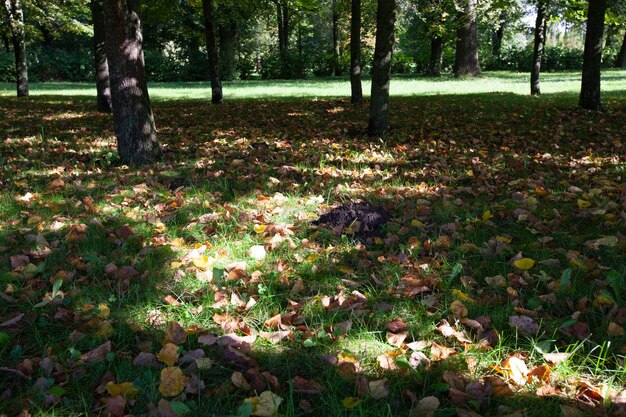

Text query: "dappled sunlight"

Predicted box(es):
[0, 92, 625, 416]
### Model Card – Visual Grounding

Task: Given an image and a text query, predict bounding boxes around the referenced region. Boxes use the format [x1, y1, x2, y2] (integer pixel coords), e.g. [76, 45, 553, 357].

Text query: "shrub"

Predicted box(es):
[260, 51, 308, 79]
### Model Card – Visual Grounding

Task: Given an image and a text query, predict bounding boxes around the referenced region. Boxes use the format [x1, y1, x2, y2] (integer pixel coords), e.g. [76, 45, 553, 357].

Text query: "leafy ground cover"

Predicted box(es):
[1, 70, 626, 101]
[0, 83, 625, 417]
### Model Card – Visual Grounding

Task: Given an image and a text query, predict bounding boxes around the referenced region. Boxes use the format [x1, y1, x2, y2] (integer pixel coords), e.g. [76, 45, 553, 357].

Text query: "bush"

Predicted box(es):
[0, 52, 14, 82]
[483, 45, 583, 72]
[144, 49, 185, 82]
[391, 52, 414, 74]
[260, 51, 308, 79]
[28, 48, 93, 82]
[311, 53, 335, 77]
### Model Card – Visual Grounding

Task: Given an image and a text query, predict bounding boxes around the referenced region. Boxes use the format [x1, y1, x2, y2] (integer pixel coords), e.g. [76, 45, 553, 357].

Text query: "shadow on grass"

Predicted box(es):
[1, 91, 625, 416]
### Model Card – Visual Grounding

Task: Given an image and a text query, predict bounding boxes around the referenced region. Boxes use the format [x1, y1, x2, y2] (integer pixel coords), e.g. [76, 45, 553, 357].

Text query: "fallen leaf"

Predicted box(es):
[513, 258, 535, 270]
[106, 382, 139, 399]
[164, 321, 187, 345]
[157, 343, 180, 367]
[159, 366, 185, 397]
[369, 378, 390, 399]
[411, 396, 440, 417]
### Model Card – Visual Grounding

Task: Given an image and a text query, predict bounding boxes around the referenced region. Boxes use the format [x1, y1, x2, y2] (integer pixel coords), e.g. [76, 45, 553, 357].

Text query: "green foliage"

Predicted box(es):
[391, 51, 414, 74]
[260, 51, 309, 79]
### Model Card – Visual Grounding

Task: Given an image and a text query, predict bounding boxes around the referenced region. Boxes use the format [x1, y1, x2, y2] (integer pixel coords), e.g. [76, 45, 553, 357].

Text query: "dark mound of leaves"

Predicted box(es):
[313, 202, 389, 241]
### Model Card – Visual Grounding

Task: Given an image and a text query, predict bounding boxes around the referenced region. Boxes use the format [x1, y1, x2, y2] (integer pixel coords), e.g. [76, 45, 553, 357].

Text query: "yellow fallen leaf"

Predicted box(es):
[106, 381, 139, 399]
[192, 256, 210, 270]
[342, 397, 361, 409]
[245, 391, 283, 416]
[159, 366, 185, 397]
[157, 343, 180, 367]
[171, 238, 185, 247]
[411, 219, 425, 227]
[482, 210, 493, 221]
[451, 289, 474, 304]
[513, 258, 535, 270]
[253, 224, 267, 234]
[97, 303, 110, 319]
[577, 199, 591, 209]
[500, 356, 529, 386]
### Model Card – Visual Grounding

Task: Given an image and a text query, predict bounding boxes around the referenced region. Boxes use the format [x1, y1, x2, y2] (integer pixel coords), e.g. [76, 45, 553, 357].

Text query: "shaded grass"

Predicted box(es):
[0, 88, 625, 416]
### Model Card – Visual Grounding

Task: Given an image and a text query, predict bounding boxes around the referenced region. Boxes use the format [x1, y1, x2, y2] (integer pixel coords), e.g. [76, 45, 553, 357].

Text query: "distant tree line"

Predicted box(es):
[1, 0, 624, 161]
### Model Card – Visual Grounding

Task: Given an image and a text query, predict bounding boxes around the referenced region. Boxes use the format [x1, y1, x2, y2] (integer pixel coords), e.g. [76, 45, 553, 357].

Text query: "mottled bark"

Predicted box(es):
[368, 0, 396, 137]
[218, 19, 237, 80]
[616, 30, 626, 68]
[91, 0, 111, 112]
[453, 0, 480, 77]
[332, 0, 340, 76]
[350, 0, 363, 103]
[103, 0, 161, 164]
[530, 1, 546, 95]
[202, 0, 223, 104]
[428, 35, 443, 76]
[579, 0, 607, 111]
[3, 0, 28, 97]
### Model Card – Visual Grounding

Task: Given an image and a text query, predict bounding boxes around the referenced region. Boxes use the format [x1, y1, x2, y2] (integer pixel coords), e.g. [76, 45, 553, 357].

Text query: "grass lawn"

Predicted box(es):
[0, 73, 625, 417]
[1, 70, 625, 100]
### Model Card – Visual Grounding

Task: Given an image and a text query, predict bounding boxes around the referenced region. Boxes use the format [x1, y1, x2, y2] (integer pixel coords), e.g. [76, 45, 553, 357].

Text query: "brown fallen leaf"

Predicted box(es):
[157, 343, 180, 367]
[291, 376, 325, 394]
[164, 321, 187, 345]
[102, 395, 126, 417]
[159, 366, 185, 397]
[259, 330, 292, 344]
[410, 395, 440, 417]
[79, 341, 111, 364]
[430, 342, 456, 361]
[369, 378, 390, 399]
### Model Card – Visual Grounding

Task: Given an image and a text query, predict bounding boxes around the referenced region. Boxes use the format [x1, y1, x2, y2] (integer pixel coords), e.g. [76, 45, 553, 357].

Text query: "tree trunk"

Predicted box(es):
[530, 1, 546, 95]
[202, 0, 223, 104]
[579, 0, 607, 111]
[368, 0, 396, 137]
[3, 0, 28, 97]
[2, 33, 9, 52]
[276, 1, 289, 57]
[428, 35, 443, 76]
[332, 0, 340, 76]
[453, 0, 480, 77]
[616, 30, 626, 68]
[91, 0, 111, 113]
[103, 0, 161, 164]
[218, 19, 237, 80]
[492, 12, 506, 56]
[350, 0, 363, 104]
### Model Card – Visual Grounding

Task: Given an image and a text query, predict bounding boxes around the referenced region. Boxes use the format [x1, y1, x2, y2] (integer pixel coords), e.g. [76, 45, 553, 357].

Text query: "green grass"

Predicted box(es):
[0, 70, 625, 100]
[0, 80, 625, 417]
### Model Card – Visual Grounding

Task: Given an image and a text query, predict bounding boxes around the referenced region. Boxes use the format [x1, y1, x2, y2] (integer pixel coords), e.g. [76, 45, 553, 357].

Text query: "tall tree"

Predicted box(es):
[492, 11, 507, 56]
[202, 0, 223, 104]
[332, 0, 341, 76]
[617, 29, 626, 68]
[350, 0, 363, 103]
[218, 17, 238, 80]
[103, 0, 161, 164]
[453, 0, 480, 77]
[273, 0, 290, 57]
[91, 0, 111, 112]
[530, 0, 547, 95]
[368, 0, 396, 137]
[3, 0, 28, 97]
[579, 0, 607, 110]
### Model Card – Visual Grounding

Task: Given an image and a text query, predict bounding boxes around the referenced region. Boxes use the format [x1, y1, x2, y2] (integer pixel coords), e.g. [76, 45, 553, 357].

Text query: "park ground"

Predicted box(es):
[0, 71, 625, 417]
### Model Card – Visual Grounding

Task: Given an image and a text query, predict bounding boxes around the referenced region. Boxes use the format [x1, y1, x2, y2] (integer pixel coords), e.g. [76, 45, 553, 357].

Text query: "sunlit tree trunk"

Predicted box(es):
[350, 0, 362, 103]
[616, 30, 626, 68]
[579, 0, 607, 111]
[453, 0, 480, 77]
[368, 0, 396, 137]
[201, 0, 223, 103]
[3, 0, 28, 97]
[530, 1, 547, 95]
[91, 0, 111, 112]
[103, 0, 161, 164]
